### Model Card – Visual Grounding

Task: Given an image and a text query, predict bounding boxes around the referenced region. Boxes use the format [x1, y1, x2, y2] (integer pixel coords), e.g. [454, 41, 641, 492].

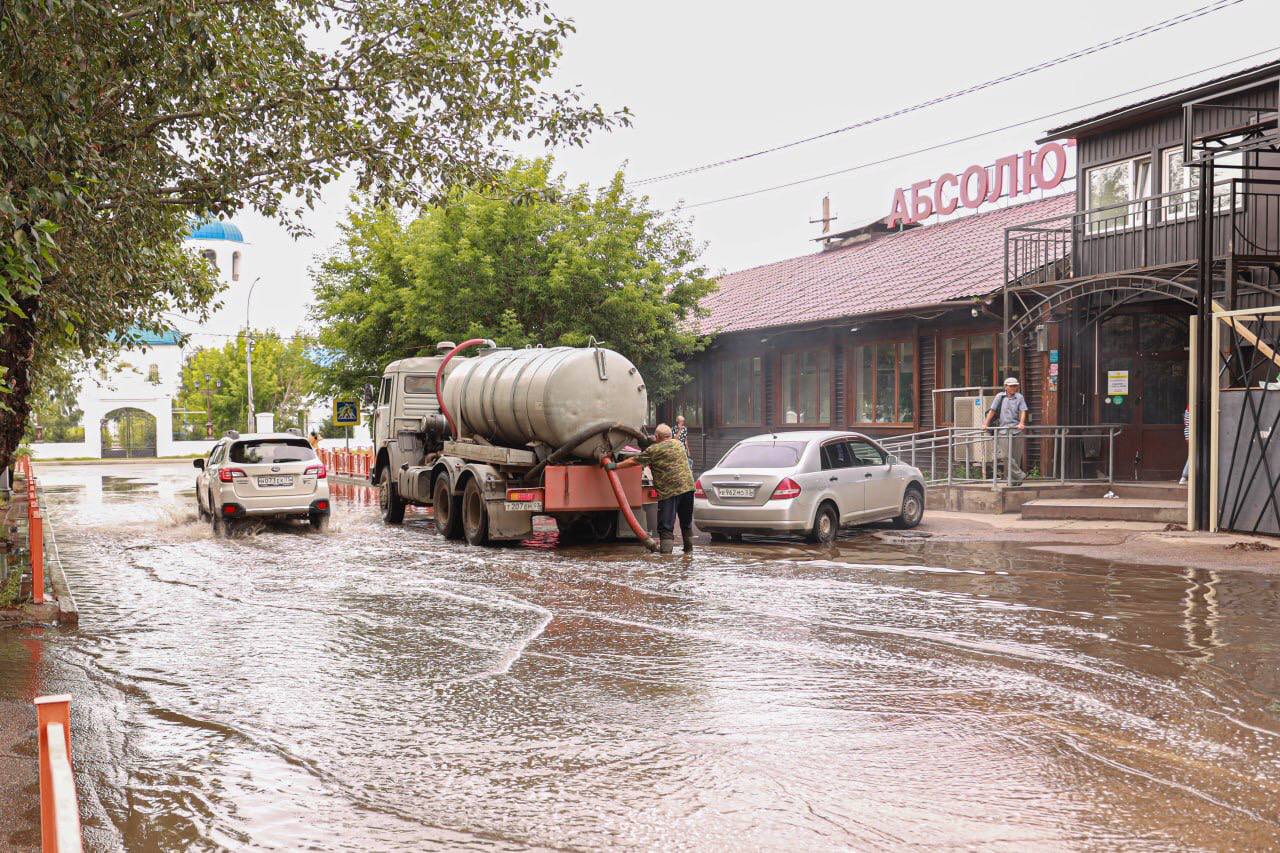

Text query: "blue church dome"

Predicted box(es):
[187, 218, 245, 242]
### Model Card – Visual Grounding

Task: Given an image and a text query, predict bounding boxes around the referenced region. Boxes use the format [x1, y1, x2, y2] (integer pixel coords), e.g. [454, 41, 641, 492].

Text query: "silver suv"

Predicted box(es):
[195, 432, 331, 534]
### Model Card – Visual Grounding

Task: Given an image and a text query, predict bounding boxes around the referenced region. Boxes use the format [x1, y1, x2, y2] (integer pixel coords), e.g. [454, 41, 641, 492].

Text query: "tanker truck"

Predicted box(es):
[368, 339, 658, 549]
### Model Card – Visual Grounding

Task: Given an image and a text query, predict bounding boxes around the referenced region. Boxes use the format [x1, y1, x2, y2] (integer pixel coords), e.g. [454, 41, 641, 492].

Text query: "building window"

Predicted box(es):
[1085, 156, 1151, 232]
[939, 333, 1002, 424]
[851, 341, 914, 425]
[146, 364, 161, 385]
[202, 248, 218, 269]
[715, 356, 761, 426]
[231, 251, 242, 281]
[779, 349, 831, 425]
[1162, 144, 1245, 219]
[671, 380, 703, 428]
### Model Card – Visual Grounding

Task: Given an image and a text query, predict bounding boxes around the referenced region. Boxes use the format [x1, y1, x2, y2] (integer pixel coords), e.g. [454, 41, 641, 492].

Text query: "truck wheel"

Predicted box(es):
[379, 475, 405, 524]
[461, 478, 490, 546]
[433, 476, 464, 540]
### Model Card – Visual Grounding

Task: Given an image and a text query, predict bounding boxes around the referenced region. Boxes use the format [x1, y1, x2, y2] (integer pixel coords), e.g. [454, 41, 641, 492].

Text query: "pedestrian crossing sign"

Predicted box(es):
[333, 398, 360, 427]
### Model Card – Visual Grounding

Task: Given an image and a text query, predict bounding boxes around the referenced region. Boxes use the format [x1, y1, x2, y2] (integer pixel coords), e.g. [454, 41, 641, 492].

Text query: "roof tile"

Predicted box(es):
[701, 194, 1072, 334]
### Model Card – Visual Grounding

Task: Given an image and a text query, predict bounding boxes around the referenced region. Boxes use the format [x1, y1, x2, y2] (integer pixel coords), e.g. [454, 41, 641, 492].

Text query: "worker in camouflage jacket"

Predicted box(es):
[603, 423, 695, 554]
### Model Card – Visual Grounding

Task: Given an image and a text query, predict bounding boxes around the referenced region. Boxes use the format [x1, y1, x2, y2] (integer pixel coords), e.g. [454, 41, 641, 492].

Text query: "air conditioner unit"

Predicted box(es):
[954, 393, 995, 464]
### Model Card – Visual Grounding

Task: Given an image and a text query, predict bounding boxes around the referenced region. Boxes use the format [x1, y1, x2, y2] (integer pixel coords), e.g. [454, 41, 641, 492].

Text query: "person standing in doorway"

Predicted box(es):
[674, 414, 691, 469]
[603, 423, 695, 555]
[983, 377, 1028, 485]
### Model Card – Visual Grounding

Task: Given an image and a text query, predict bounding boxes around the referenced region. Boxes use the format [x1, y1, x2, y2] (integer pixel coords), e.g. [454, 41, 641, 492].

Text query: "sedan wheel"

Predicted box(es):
[807, 503, 838, 545]
[893, 487, 925, 530]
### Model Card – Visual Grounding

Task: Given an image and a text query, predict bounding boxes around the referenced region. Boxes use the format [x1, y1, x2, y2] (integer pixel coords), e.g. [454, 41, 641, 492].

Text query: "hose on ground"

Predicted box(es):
[604, 462, 658, 552]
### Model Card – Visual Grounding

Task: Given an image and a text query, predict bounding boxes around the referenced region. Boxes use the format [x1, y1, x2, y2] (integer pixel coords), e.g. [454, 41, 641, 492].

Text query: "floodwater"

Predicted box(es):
[3, 461, 1280, 851]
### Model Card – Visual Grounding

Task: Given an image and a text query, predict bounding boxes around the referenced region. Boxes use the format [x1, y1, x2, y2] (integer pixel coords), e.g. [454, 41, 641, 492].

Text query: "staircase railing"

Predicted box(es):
[878, 424, 1124, 487]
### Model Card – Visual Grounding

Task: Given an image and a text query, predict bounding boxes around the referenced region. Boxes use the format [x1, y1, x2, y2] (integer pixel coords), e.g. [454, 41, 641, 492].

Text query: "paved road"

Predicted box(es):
[3, 460, 1279, 850]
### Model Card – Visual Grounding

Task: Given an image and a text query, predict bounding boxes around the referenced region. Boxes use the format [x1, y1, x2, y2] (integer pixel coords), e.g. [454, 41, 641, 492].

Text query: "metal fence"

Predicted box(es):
[878, 424, 1125, 487]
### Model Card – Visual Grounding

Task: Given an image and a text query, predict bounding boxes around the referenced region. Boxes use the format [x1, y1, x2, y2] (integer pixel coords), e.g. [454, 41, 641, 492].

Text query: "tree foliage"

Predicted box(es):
[174, 333, 320, 436]
[0, 0, 622, 471]
[311, 159, 715, 404]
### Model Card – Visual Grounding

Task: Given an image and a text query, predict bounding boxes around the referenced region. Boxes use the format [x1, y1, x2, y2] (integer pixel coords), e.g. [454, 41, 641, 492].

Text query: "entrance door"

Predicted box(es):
[1096, 314, 1188, 480]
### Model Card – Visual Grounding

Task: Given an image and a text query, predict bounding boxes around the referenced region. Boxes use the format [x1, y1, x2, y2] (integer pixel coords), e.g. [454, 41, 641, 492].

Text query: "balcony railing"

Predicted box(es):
[1005, 179, 1280, 292]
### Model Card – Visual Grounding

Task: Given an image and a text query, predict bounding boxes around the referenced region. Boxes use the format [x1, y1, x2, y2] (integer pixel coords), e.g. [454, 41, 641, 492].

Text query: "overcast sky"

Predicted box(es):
[173, 0, 1279, 347]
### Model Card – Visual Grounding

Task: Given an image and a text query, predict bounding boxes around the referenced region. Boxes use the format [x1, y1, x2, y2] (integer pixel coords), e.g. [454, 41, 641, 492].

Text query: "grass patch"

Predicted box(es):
[0, 564, 22, 608]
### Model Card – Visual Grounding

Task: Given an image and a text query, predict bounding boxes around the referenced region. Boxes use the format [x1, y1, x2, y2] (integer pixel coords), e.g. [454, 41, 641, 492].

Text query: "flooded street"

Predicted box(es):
[4, 461, 1280, 850]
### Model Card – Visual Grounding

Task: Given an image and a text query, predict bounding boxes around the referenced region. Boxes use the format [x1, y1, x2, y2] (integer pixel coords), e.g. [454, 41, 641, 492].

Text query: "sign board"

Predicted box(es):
[887, 140, 1076, 227]
[1106, 370, 1129, 396]
[332, 398, 361, 427]
[1049, 349, 1059, 364]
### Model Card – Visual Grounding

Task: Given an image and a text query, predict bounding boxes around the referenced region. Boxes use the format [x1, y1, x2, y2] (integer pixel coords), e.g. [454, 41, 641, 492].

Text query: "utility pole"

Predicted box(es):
[245, 276, 261, 433]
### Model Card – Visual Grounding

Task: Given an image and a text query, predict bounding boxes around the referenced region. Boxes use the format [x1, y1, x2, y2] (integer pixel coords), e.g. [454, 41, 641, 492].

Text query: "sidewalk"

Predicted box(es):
[905, 510, 1279, 574]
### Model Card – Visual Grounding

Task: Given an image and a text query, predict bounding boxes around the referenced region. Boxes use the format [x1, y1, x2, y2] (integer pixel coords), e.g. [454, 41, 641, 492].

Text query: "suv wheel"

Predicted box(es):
[893, 486, 925, 530]
[379, 473, 405, 524]
[806, 502, 838, 545]
[461, 478, 490, 546]
[432, 476, 464, 540]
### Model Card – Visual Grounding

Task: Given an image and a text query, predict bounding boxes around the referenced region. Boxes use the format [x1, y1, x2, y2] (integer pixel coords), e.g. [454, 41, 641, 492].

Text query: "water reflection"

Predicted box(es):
[1, 461, 1277, 850]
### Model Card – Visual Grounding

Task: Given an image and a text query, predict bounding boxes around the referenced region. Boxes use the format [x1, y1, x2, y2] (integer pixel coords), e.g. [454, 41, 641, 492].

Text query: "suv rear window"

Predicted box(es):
[718, 441, 806, 469]
[404, 374, 436, 394]
[230, 439, 315, 464]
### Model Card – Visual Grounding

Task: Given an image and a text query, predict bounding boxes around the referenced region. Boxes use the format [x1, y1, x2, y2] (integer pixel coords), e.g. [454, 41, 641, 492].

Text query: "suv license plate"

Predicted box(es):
[504, 501, 543, 512]
[257, 476, 293, 487]
[717, 487, 754, 498]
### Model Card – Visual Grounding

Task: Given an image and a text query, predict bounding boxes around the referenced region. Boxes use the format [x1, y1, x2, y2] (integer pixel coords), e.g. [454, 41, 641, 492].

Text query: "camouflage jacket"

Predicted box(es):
[633, 438, 694, 499]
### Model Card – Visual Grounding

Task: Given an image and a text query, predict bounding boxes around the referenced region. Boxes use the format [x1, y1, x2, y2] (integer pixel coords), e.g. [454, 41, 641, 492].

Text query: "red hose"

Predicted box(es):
[603, 459, 657, 552]
[434, 338, 493, 439]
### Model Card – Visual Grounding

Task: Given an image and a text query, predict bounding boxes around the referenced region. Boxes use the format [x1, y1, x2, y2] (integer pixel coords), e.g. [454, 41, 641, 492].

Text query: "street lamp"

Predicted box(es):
[245, 275, 261, 432]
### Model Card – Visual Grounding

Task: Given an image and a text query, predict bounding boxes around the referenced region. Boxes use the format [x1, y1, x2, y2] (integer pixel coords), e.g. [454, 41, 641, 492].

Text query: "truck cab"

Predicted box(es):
[371, 351, 450, 481]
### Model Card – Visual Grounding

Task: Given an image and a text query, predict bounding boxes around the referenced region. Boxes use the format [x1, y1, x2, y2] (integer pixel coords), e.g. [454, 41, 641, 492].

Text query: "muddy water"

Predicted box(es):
[3, 461, 1280, 850]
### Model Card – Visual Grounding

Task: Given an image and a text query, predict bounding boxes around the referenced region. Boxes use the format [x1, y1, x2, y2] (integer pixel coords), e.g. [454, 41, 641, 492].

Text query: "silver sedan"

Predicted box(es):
[693, 430, 926, 544]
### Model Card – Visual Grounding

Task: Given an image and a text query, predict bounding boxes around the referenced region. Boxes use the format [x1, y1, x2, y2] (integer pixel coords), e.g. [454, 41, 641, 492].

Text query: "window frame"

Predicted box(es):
[1160, 144, 1245, 221]
[1084, 154, 1152, 233]
[776, 346, 833, 427]
[937, 331, 1005, 426]
[848, 338, 916, 427]
[714, 355, 763, 427]
[672, 380, 703, 429]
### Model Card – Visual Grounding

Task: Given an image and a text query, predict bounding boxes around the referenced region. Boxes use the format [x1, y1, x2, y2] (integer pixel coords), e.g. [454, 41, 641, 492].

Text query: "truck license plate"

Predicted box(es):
[504, 501, 543, 512]
[717, 487, 754, 498]
[257, 476, 293, 487]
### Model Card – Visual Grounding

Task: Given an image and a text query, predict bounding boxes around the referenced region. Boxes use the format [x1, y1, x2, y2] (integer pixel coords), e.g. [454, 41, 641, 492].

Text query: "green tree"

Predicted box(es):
[0, 0, 623, 473]
[311, 159, 715, 405]
[174, 332, 321, 437]
[22, 356, 85, 443]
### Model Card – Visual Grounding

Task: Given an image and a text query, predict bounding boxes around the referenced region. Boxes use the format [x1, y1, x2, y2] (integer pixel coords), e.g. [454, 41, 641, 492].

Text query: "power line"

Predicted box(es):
[634, 0, 1248, 187]
[684, 44, 1280, 210]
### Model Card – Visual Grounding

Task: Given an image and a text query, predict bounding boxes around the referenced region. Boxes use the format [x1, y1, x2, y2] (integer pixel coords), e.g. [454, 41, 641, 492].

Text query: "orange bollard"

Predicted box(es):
[34, 694, 82, 853]
[30, 508, 44, 605]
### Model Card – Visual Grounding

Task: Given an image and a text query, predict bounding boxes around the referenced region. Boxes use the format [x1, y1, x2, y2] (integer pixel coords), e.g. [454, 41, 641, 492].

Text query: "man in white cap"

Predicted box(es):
[983, 377, 1028, 484]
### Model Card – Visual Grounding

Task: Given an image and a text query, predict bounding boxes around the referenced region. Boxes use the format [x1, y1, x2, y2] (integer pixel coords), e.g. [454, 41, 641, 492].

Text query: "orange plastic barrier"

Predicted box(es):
[34, 694, 83, 853]
[30, 506, 44, 605]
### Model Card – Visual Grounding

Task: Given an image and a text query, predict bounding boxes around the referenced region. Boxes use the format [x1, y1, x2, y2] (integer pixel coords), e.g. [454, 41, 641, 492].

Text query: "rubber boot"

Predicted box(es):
[659, 533, 675, 555]
[681, 526, 694, 554]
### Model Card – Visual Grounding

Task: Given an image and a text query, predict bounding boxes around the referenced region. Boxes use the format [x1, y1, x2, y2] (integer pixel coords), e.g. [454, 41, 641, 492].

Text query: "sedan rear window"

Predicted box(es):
[718, 441, 807, 469]
[230, 439, 316, 464]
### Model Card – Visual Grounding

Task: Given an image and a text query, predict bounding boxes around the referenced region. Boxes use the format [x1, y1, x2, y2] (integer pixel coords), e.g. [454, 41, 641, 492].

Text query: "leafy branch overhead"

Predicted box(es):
[311, 159, 716, 405]
[0, 0, 622, 471]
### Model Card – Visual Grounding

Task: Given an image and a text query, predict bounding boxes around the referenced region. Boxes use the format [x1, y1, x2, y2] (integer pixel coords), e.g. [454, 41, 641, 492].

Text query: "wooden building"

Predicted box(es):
[669, 60, 1280, 481]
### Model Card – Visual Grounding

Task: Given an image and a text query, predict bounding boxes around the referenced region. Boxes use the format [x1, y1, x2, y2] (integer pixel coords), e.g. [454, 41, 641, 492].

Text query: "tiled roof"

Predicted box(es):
[701, 194, 1072, 335]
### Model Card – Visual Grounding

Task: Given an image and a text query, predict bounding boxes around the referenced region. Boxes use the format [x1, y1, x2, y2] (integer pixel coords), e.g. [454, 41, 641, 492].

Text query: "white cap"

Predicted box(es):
[1004, 377, 1020, 386]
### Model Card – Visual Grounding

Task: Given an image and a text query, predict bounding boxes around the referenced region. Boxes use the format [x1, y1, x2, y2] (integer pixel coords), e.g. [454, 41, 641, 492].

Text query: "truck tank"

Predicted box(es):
[441, 346, 648, 460]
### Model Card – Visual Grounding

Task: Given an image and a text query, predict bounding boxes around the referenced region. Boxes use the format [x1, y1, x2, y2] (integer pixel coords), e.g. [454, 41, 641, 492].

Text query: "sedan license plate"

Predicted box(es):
[504, 501, 543, 512]
[257, 475, 293, 487]
[717, 487, 754, 498]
